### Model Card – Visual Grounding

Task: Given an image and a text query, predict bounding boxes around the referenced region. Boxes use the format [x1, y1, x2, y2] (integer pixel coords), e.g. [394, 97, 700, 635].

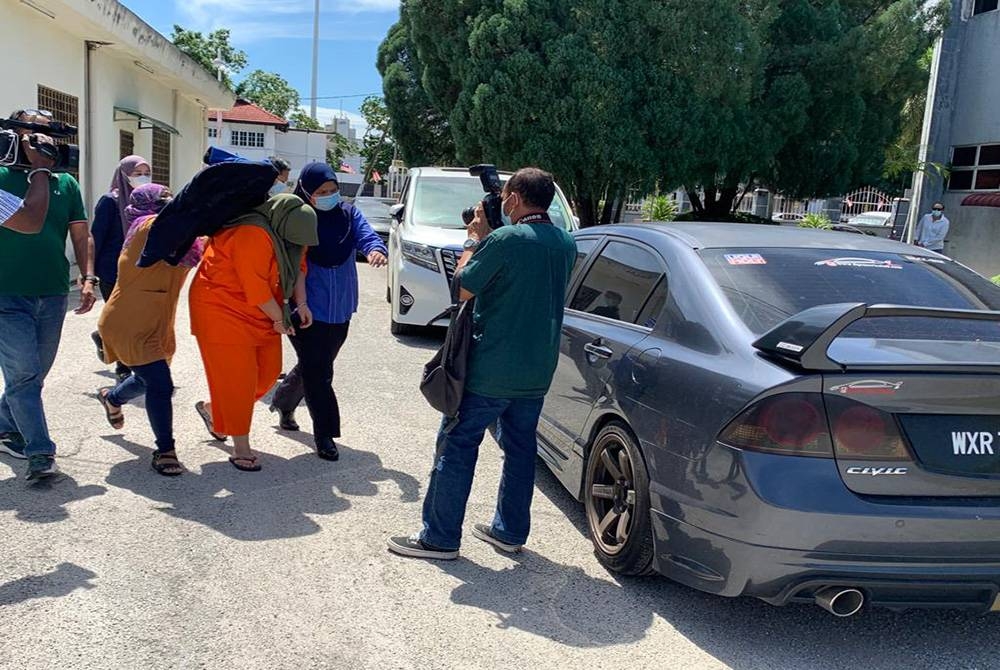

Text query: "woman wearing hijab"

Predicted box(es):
[190, 194, 318, 472]
[270, 162, 388, 462]
[95, 183, 201, 476]
[90, 155, 152, 382]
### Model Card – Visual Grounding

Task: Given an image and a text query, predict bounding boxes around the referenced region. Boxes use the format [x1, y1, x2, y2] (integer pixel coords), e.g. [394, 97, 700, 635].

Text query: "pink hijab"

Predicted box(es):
[110, 155, 151, 234]
[123, 183, 205, 269]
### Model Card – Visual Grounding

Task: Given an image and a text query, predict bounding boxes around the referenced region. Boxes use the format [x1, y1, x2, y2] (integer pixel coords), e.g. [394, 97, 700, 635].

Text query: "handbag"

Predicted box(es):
[420, 279, 475, 417]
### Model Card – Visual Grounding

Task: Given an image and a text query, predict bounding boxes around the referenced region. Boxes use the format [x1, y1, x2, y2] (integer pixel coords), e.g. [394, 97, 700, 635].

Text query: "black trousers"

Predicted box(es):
[272, 321, 350, 440]
[97, 281, 130, 378]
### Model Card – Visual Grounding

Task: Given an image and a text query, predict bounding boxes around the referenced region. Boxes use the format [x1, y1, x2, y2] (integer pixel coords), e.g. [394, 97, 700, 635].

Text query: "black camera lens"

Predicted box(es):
[461, 206, 475, 226]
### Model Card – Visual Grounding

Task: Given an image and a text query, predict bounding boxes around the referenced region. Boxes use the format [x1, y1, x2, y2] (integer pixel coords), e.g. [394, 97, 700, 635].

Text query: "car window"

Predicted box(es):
[700, 248, 1000, 340]
[354, 199, 392, 220]
[411, 175, 575, 230]
[570, 240, 665, 324]
[571, 237, 600, 281]
[636, 278, 667, 329]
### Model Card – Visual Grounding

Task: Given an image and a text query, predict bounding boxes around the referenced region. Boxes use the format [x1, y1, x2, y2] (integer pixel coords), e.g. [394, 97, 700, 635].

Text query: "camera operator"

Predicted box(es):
[389, 167, 577, 560]
[0, 110, 96, 480]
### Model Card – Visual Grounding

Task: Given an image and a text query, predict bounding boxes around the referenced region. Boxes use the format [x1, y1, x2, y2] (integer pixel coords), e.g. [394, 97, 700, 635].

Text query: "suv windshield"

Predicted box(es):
[700, 248, 1000, 363]
[411, 175, 574, 230]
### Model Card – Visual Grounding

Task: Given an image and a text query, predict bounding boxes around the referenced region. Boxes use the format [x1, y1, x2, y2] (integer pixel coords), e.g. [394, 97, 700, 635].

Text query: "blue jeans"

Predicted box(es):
[107, 360, 175, 453]
[421, 392, 545, 551]
[0, 295, 69, 457]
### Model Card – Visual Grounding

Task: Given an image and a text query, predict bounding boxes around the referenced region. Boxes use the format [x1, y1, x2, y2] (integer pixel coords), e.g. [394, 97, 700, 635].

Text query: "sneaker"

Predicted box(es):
[25, 454, 58, 481]
[387, 534, 458, 561]
[472, 523, 523, 553]
[0, 432, 27, 460]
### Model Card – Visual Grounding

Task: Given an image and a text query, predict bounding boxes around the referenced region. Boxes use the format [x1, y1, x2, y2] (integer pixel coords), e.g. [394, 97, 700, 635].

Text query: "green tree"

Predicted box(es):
[289, 110, 323, 131]
[171, 26, 248, 90]
[358, 96, 395, 181]
[327, 133, 355, 171]
[235, 70, 301, 118]
[376, 7, 456, 167]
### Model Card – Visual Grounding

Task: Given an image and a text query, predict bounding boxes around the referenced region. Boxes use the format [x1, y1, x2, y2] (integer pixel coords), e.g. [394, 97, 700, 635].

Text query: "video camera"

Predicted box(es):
[461, 164, 504, 230]
[0, 112, 80, 171]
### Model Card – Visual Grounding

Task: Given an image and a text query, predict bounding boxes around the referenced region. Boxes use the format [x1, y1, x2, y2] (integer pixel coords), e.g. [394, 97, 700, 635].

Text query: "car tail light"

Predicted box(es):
[719, 393, 833, 457]
[825, 395, 910, 461]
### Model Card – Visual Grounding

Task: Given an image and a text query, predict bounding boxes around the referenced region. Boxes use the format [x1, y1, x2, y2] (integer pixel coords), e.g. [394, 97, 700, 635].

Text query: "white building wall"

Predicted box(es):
[275, 130, 331, 182]
[211, 122, 277, 164]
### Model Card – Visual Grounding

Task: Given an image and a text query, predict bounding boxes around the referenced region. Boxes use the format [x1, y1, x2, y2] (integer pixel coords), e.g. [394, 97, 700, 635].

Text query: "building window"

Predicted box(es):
[973, 0, 998, 15]
[119, 130, 134, 159]
[208, 127, 218, 139]
[36, 85, 78, 176]
[948, 143, 1000, 191]
[231, 130, 265, 148]
[151, 128, 171, 187]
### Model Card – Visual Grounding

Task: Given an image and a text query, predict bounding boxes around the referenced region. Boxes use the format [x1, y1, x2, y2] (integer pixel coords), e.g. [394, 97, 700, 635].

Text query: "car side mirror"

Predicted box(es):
[389, 203, 405, 221]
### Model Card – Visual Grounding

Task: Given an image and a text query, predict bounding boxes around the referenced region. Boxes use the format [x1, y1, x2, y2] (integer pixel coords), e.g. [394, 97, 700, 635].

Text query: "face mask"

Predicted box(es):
[932, 210, 943, 218]
[313, 192, 341, 211]
[501, 195, 515, 227]
[128, 175, 152, 188]
[268, 182, 288, 198]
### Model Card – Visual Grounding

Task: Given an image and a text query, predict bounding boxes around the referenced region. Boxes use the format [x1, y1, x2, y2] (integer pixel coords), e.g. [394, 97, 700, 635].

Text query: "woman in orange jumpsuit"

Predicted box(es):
[189, 194, 318, 471]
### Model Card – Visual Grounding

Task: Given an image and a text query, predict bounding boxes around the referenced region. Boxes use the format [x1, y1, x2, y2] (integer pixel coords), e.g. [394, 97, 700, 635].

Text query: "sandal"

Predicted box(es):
[98, 388, 124, 430]
[228, 454, 261, 472]
[195, 401, 227, 441]
[151, 451, 184, 477]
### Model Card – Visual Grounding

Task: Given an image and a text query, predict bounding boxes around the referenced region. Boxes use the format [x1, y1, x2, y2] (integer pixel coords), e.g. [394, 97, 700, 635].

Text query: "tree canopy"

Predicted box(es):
[289, 110, 323, 131]
[171, 26, 247, 90]
[378, 0, 947, 226]
[236, 70, 301, 118]
[359, 96, 395, 181]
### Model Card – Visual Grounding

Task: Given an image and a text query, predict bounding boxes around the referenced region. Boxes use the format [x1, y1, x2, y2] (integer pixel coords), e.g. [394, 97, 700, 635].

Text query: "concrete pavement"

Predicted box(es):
[0, 265, 996, 670]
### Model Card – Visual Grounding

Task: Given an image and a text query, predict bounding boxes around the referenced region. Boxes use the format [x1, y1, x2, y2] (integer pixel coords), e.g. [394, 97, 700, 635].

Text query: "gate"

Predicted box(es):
[841, 186, 892, 219]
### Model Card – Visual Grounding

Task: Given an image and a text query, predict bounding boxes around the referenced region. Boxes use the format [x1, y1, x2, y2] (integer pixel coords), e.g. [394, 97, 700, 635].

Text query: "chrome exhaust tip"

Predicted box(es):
[815, 587, 865, 617]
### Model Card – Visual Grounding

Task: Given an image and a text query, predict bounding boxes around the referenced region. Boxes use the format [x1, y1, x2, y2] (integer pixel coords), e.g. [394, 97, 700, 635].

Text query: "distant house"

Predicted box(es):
[916, 1, 1000, 276]
[5, 0, 234, 212]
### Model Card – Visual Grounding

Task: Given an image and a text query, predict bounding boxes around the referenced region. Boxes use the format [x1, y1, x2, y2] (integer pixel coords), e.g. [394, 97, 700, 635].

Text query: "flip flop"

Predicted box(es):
[228, 455, 261, 472]
[195, 401, 227, 441]
[98, 388, 124, 430]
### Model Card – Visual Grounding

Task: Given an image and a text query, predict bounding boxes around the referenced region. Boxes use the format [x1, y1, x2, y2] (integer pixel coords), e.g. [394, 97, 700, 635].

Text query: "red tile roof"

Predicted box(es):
[210, 99, 288, 128]
[961, 193, 1000, 208]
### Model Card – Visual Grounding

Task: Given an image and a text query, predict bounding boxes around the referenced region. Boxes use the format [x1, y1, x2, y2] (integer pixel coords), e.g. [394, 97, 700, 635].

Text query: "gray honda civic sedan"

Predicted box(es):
[539, 222, 1000, 615]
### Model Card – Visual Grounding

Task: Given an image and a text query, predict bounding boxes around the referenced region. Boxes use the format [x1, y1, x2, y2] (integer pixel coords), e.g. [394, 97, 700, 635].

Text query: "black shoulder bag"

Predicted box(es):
[419, 278, 475, 418]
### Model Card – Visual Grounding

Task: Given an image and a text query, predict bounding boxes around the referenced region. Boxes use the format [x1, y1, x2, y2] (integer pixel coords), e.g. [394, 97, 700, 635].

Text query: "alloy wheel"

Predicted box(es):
[587, 436, 637, 555]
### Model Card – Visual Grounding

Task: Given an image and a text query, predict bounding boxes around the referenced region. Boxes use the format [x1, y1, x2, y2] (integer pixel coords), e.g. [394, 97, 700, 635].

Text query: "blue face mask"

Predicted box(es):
[314, 192, 341, 211]
[501, 195, 514, 227]
[932, 210, 943, 219]
[268, 182, 287, 198]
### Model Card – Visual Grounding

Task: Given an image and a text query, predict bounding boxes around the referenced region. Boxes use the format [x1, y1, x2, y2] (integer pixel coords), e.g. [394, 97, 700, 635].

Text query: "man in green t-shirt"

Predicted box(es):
[390, 167, 577, 560]
[0, 110, 97, 480]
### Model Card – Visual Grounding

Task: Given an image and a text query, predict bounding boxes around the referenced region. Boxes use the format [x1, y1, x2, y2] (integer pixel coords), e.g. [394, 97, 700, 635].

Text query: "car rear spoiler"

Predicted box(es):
[753, 303, 1000, 372]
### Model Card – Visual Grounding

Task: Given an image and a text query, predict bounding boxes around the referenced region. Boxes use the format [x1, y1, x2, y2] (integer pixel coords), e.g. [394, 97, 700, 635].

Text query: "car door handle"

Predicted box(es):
[584, 342, 613, 359]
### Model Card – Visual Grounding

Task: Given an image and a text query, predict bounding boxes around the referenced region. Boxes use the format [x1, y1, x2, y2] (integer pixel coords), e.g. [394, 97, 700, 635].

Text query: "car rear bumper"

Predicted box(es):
[647, 447, 1000, 610]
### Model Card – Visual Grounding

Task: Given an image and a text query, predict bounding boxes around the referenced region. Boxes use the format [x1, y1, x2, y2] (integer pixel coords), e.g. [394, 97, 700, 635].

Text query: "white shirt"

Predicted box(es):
[916, 213, 950, 251]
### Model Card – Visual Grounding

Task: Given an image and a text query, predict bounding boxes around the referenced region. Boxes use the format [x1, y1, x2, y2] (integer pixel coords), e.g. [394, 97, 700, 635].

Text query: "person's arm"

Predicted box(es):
[456, 205, 495, 302]
[232, 226, 294, 335]
[293, 252, 313, 328]
[66, 178, 96, 314]
[352, 207, 388, 266]
[90, 196, 114, 260]
[1, 136, 57, 235]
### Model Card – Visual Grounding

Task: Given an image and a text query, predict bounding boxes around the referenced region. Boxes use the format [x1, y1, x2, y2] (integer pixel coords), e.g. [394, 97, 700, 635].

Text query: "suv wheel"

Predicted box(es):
[390, 312, 414, 336]
[584, 421, 655, 576]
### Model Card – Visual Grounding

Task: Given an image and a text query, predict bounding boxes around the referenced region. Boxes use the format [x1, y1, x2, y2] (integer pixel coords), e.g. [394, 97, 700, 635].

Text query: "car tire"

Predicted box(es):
[390, 314, 414, 336]
[584, 421, 655, 576]
[386, 285, 391, 304]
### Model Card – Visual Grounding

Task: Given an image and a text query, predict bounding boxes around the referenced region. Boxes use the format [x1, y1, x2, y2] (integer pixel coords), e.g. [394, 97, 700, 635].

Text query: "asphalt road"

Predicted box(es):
[1, 265, 997, 670]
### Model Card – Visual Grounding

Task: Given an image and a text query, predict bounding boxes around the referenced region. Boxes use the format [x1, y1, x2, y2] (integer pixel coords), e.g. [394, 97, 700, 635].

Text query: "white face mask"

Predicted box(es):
[128, 175, 152, 188]
[268, 182, 288, 198]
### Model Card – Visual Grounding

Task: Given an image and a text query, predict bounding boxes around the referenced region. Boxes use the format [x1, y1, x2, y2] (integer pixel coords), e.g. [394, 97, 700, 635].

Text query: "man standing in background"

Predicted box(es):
[916, 202, 950, 254]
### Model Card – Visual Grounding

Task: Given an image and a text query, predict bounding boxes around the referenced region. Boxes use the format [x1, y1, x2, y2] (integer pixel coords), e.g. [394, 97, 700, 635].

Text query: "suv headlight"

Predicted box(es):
[401, 241, 439, 272]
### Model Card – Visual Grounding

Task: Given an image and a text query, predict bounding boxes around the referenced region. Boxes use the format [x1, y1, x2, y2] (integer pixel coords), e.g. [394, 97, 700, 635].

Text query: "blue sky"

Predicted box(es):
[134, 0, 400, 130]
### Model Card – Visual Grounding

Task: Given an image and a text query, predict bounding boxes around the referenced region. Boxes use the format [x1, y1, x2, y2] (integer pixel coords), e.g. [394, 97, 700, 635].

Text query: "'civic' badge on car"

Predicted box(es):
[829, 380, 903, 395]
[845, 466, 908, 476]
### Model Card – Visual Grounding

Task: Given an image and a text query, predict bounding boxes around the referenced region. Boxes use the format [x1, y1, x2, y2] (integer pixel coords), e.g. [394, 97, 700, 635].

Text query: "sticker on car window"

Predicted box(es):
[903, 255, 946, 264]
[725, 253, 767, 266]
[814, 257, 902, 270]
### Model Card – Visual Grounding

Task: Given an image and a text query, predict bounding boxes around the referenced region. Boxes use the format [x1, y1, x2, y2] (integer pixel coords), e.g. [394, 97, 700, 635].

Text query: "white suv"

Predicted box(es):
[387, 167, 577, 334]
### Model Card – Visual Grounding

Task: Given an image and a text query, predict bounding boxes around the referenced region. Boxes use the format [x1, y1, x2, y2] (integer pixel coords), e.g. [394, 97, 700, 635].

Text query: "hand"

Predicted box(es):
[367, 250, 387, 268]
[273, 320, 294, 336]
[296, 303, 314, 329]
[467, 202, 491, 242]
[22, 134, 57, 170]
[75, 279, 97, 315]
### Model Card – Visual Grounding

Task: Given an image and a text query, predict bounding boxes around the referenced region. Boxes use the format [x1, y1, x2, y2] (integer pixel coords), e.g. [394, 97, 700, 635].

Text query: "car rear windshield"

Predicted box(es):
[700, 248, 1000, 352]
[411, 176, 574, 230]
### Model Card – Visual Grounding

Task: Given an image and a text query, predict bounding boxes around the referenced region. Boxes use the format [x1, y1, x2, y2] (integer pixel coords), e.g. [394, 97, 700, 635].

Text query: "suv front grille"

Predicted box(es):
[440, 248, 461, 284]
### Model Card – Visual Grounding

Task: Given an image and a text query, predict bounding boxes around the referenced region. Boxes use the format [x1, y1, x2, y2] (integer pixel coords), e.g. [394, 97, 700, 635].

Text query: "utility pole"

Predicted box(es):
[310, 0, 320, 121]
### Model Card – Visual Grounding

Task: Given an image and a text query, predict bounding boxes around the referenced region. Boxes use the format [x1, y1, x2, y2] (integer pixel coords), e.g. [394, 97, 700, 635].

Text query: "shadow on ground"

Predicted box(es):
[437, 463, 1000, 667]
[0, 465, 106, 524]
[102, 434, 419, 542]
[0, 562, 97, 608]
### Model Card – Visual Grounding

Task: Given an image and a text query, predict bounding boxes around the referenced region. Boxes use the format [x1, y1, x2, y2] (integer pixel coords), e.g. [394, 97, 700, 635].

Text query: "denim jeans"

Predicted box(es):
[107, 359, 175, 453]
[421, 392, 545, 551]
[0, 295, 69, 457]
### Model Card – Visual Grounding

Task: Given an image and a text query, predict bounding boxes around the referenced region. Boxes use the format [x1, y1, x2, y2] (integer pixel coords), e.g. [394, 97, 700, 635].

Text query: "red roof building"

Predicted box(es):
[209, 99, 289, 130]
